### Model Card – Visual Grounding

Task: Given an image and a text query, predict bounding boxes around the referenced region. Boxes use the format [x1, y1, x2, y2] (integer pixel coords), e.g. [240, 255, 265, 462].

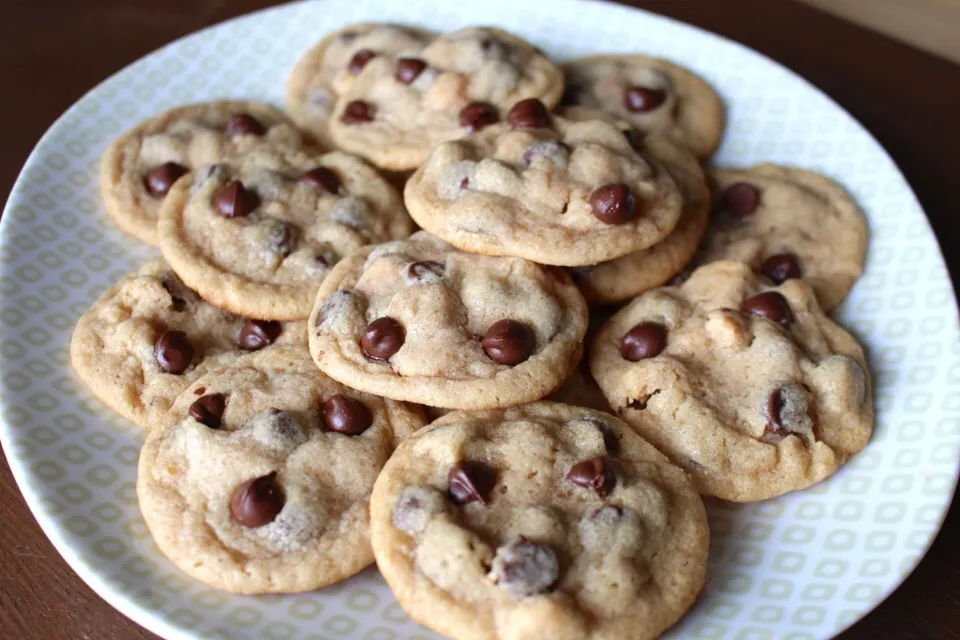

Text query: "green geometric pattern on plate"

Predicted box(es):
[1, 0, 958, 638]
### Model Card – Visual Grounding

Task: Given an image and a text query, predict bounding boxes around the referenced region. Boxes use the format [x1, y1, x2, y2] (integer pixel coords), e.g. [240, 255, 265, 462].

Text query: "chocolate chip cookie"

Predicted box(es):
[591, 260, 874, 501]
[101, 101, 309, 246]
[700, 164, 868, 310]
[404, 105, 683, 265]
[309, 232, 588, 409]
[369, 402, 708, 640]
[70, 259, 305, 428]
[286, 23, 434, 150]
[561, 55, 725, 159]
[326, 26, 564, 171]
[157, 148, 413, 321]
[137, 346, 425, 594]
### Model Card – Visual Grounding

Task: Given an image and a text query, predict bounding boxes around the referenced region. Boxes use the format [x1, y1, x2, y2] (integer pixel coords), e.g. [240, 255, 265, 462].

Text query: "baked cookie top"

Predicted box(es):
[286, 23, 434, 150]
[137, 346, 425, 594]
[404, 107, 683, 265]
[590, 260, 874, 502]
[561, 55, 725, 159]
[369, 402, 708, 640]
[327, 27, 564, 171]
[157, 147, 413, 321]
[700, 164, 868, 310]
[308, 232, 588, 409]
[69, 258, 305, 428]
[100, 101, 308, 246]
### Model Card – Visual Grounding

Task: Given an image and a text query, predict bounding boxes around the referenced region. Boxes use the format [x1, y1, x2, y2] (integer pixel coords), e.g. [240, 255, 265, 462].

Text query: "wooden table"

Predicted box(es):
[1, 1, 957, 638]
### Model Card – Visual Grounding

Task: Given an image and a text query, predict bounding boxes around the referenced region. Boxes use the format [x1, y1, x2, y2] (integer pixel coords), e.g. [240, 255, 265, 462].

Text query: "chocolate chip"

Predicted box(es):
[300, 167, 341, 194]
[265, 221, 297, 257]
[741, 291, 794, 326]
[348, 49, 377, 74]
[759, 253, 802, 284]
[213, 180, 259, 218]
[720, 182, 759, 216]
[144, 162, 187, 197]
[154, 330, 193, 374]
[507, 98, 550, 129]
[589, 183, 637, 224]
[762, 382, 811, 443]
[395, 57, 427, 84]
[624, 86, 667, 113]
[341, 100, 374, 124]
[230, 472, 284, 527]
[448, 461, 495, 505]
[459, 102, 499, 133]
[766, 387, 788, 437]
[393, 485, 447, 534]
[226, 113, 266, 136]
[566, 457, 615, 496]
[488, 536, 559, 599]
[619, 322, 667, 362]
[481, 320, 534, 365]
[522, 140, 569, 166]
[323, 394, 373, 435]
[360, 317, 405, 361]
[188, 393, 226, 428]
[407, 260, 444, 283]
[238, 319, 282, 351]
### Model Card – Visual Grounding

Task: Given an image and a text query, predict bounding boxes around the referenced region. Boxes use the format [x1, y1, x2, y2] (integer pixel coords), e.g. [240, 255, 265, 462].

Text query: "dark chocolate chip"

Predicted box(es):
[566, 457, 615, 496]
[489, 536, 559, 598]
[448, 460, 495, 505]
[188, 393, 226, 428]
[230, 472, 284, 527]
[407, 260, 444, 282]
[624, 86, 667, 113]
[589, 183, 637, 224]
[741, 291, 794, 326]
[759, 253, 802, 284]
[300, 166, 341, 194]
[766, 387, 789, 437]
[341, 100, 375, 124]
[226, 113, 266, 136]
[213, 180, 259, 218]
[481, 320, 534, 366]
[323, 394, 373, 436]
[348, 49, 377, 74]
[395, 57, 427, 84]
[360, 317, 405, 361]
[720, 182, 759, 216]
[154, 330, 193, 375]
[458, 102, 499, 133]
[144, 162, 187, 197]
[507, 98, 550, 129]
[238, 319, 282, 351]
[619, 322, 667, 362]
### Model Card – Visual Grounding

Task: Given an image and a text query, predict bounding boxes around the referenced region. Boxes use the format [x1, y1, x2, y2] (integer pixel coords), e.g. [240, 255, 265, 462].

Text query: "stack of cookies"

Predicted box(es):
[70, 22, 874, 640]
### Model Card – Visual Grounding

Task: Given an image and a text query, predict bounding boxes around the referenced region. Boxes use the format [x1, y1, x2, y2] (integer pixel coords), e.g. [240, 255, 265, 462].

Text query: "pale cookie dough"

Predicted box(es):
[327, 27, 564, 171]
[404, 111, 682, 265]
[561, 55, 725, 159]
[701, 164, 868, 310]
[70, 258, 305, 429]
[286, 23, 434, 150]
[591, 260, 874, 502]
[557, 107, 709, 303]
[101, 101, 309, 246]
[309, 232, 588, 409]
[137, 346, 425, 594]
[370, 402, 708, 640]
[158, 148, 413, 321]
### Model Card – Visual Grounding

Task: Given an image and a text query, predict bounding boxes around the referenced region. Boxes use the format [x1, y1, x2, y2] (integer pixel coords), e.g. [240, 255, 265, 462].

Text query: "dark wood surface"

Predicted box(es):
[1, 1, 958, 638]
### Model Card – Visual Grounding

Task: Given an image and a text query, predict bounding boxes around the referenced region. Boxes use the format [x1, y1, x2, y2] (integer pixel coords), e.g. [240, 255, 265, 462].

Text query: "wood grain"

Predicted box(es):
[0, 1, 958, 639]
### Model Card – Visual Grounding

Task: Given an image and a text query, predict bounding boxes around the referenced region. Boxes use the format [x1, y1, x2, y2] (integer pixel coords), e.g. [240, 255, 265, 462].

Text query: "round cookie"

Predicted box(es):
[561, 55, 725, 159]
[327, 27, 564, 171]
[404, 107, 683, 265]
[100, 101, 309, 246]
[308, 232, 588, 409]
[70, 258, 305, 428]
[137, 346, 425, 594]
[286, 23, 434, 150]
[558, 107, 709, 303]
[590, 260, 874, 502]
[369, 402, 708, 640]
[158, 148, 413, 321]
[700, 164, 868, 310]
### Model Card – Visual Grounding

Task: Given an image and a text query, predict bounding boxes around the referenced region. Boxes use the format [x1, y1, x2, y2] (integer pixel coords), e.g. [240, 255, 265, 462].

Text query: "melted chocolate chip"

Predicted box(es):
[154, 330, 193, 374]
[741, 291, 794, 326]
[507, 98, 550, 129]
[225, 113, 266, 136]
[448, 461, 495, 505]
[566, 457, 615, 496]
[144, 162, 187, 197]
[341, 100, 374, 124]
[230, 472, 284, 527]
[395, 57, 427, 84]
[238, 319, 282, 351]
[489, 536, 559, 599]
[323, 394, 373, 435]
[720, 182, 759, 216]
[300, 167, 341, 194]
[459, 102, 499, 133]
[188, 393, 226, 428]
[624, 86, 667, 113]
[213, 180, 259, 218]
[348, 49, 377, 74]
[360, 317, 405, 361]
[759, 253, 802, 284]
[619, 322, 667, 362]
[481, 320, 534, 366]
[265, 221, 297, 257]
[766, 387, 789, 436]
[407, 260, 444, 282]
[589, 183, 637, 224]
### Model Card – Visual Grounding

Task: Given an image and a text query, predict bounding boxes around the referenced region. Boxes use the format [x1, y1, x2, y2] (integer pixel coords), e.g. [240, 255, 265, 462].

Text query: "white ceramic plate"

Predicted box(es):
[2, 1, 958, 638]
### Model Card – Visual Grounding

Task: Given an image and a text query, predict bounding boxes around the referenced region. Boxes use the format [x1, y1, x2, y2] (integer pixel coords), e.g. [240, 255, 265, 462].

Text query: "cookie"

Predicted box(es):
[404, 105, 683, 265]
[561, 55, 725, 159]
[137, 346, 425, 594]
[70, 258, 305, 428]
[286, 23, 434, 150]
[590, 260, 874, 502]
[558, 107, 709, 303]
[100, 101, 309, 246]
[308, 232, 588, 409]
[327, 27, 564, 171]
[699, 164, 868, 310]
[157, 148, 413, 321]
[369, 402, 708, 640]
